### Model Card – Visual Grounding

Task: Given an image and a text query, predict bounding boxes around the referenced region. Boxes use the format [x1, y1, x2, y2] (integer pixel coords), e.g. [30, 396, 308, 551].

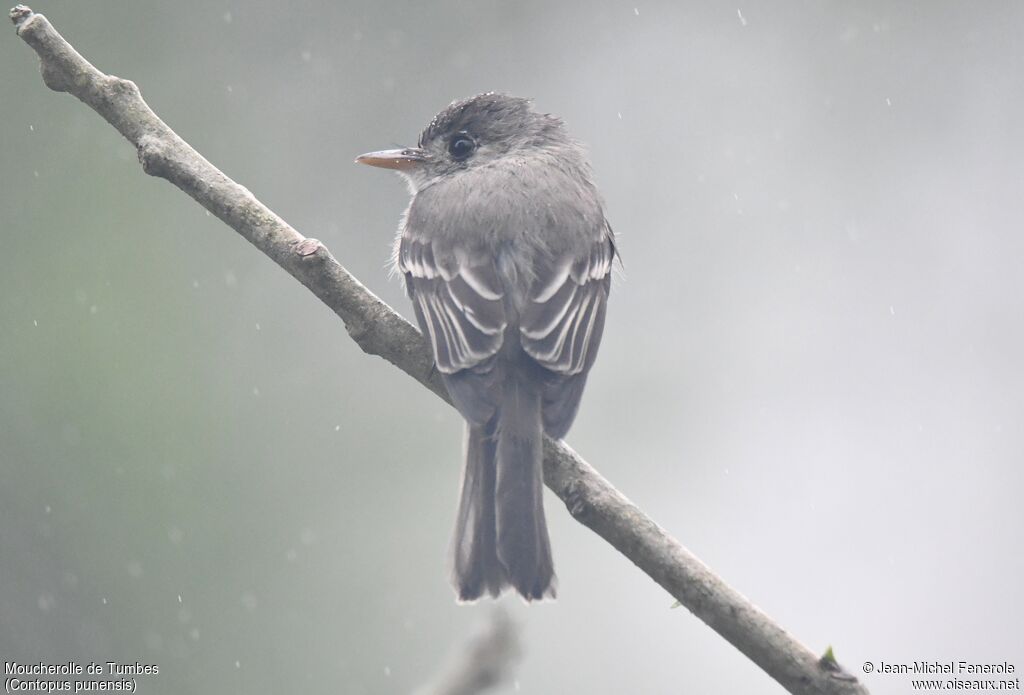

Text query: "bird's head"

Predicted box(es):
[356, 93, 571, 191]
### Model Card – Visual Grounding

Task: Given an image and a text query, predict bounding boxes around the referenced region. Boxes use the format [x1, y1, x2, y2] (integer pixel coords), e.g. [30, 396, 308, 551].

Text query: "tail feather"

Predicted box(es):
[451, 422, 504, 601]
[450, 378, 556, 602]
[495, 378, 556, 600]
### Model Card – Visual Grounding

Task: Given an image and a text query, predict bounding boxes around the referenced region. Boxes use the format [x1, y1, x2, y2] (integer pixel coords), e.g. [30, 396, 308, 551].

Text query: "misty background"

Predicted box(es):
[2, 2, 1022, 693]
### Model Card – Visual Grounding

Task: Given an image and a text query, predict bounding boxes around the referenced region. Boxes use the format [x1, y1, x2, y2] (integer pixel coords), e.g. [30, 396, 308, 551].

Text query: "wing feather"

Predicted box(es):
[520, 234, 613, 376]
[401, 237, 506, 374]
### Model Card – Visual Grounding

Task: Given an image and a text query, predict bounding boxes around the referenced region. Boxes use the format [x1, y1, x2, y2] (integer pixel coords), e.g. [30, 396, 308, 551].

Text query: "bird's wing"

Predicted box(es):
[520, 229, 615, 376]
[399, 235, 507, 375]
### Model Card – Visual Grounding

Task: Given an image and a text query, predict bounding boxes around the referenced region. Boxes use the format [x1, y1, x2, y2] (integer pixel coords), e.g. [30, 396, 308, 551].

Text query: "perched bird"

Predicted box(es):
[356, 93, 615, 601]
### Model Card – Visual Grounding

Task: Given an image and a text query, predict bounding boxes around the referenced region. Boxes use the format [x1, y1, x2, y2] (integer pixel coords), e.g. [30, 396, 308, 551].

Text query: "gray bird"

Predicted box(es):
[356, 93, 615, 601]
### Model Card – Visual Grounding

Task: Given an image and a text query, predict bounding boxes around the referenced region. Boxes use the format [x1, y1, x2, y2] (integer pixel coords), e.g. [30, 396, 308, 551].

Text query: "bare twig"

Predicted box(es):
[10, 7, 868, 694]
[413, 610, 521, 695]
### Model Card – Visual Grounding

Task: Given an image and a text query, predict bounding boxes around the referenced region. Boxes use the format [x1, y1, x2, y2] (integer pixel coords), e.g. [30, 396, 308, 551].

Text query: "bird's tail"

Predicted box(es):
[451, 378, 555, 602]
[495, 377, 555, 600]
[451, 420, 505, 601]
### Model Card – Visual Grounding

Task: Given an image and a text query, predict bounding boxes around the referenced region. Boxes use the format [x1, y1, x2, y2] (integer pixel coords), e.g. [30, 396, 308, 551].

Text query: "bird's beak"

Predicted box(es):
[354, 147, 427, 171]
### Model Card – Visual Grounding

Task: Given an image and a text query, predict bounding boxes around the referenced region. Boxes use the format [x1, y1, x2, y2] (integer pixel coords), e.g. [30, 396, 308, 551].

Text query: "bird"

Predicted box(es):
[356, 93, 615, 601]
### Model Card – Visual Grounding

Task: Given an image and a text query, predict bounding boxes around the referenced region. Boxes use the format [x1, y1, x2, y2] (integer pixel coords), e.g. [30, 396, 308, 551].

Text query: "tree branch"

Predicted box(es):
[413, 610, 521, 695]
[10, 6, 868, 694]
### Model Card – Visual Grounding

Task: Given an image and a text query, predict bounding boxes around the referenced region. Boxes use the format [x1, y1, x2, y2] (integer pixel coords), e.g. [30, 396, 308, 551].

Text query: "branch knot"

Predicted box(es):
[137, 135, 170, 177]
[105, 75, 141, 100]
[9, 4, 32, 27]
[294, 237, 325, 258]
[563, 479, 590, 520]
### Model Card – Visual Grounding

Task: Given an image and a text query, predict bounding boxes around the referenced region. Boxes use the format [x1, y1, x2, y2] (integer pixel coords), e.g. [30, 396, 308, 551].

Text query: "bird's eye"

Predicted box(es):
[448, 133, 476, 161]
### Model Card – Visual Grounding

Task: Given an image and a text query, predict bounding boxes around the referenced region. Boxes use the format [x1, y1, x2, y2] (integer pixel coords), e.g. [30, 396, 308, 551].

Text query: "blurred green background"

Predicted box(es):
[2, 2, 1022, 693]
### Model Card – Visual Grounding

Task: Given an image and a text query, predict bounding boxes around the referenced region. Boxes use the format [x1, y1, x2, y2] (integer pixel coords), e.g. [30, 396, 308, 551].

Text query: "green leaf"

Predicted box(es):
[821, 645, 837, 666]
